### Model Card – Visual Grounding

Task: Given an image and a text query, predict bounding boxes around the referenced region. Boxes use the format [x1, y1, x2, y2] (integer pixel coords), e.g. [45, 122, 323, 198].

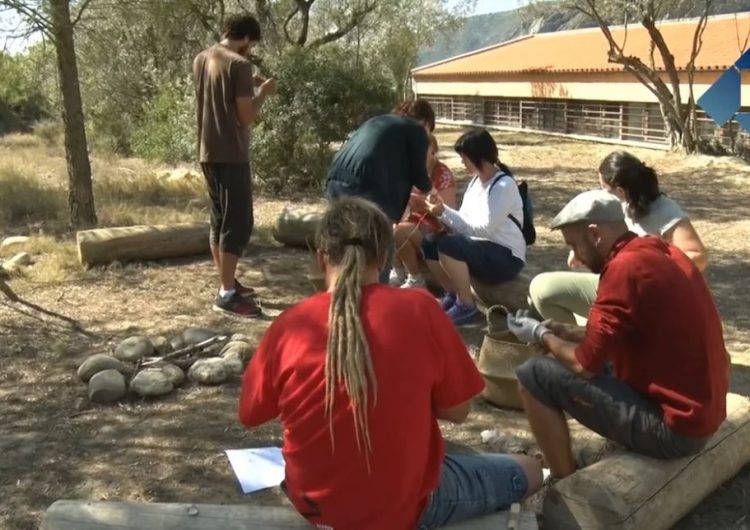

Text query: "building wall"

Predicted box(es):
[414, 71, 750, 106]
[421, 94, 745, 150]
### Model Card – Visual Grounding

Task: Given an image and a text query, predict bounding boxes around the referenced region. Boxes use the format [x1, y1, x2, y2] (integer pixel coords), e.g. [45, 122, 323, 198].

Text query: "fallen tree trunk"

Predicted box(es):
[544, 393, 750, 530]
[41, 500, 538, 529]
[273, 204, 326, 249]
[77, 222, 209, 267]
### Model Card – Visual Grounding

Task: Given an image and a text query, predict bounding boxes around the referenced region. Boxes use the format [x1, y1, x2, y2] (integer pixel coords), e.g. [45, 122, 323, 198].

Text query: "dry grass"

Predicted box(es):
[0, 134, 209, 232]
[0, 127, 749, 530]
[0, 133, 286, 283]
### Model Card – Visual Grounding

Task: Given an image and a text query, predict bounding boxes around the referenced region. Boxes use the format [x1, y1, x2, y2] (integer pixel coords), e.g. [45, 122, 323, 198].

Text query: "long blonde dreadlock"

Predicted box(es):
[315, 197, 393, 469]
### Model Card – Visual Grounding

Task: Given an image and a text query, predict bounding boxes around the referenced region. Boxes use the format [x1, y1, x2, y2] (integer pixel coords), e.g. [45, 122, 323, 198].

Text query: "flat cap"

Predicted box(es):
[550, 190, 625, 230]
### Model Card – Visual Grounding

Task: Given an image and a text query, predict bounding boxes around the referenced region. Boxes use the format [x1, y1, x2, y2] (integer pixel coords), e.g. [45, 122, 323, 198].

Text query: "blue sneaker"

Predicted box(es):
[447, 301, 480, 326]
[440, 292, 457, 311]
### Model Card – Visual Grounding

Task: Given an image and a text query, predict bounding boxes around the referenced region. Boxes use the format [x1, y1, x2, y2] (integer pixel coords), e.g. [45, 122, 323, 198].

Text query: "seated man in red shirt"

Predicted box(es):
[239, 197, 542, 530]
[507, 190, 729, 479]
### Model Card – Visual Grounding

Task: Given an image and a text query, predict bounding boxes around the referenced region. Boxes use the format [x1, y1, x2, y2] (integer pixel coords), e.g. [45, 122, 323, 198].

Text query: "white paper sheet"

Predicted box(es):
[225, 447, 286, 494]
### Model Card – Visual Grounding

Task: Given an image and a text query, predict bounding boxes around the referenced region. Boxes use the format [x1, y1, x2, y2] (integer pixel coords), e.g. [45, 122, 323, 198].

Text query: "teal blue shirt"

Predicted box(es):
[326, 114, 432, 222]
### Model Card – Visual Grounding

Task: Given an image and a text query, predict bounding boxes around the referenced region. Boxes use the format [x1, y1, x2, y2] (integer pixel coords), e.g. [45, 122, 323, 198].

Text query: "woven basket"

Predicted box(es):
[477, 307, 532, 410]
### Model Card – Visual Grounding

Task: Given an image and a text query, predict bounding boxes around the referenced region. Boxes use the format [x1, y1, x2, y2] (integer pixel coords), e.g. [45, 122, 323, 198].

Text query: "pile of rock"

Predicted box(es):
[78, 327, 255, 404]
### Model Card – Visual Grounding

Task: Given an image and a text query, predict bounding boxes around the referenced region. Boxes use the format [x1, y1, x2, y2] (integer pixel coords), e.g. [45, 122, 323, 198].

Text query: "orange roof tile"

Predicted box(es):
[413, 13, 750, 77]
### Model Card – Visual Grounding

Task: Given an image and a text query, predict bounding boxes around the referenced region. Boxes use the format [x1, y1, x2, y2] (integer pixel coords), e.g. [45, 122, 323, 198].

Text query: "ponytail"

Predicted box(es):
[316, 197, 392, 471]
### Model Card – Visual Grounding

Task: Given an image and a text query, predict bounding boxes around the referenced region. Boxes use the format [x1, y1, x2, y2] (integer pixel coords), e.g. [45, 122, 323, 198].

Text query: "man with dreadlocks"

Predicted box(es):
[239, 197, 542, 530]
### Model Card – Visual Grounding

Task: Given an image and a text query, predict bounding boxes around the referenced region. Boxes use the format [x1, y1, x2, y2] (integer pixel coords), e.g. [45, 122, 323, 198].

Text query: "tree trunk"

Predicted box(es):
[48, 0, 97, 228]
[660, 99, 698, 153]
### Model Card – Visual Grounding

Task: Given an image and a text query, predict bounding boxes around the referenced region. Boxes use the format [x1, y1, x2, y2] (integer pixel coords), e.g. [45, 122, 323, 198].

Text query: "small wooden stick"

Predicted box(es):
[0, 278, 19, 302]
[141, 335, 228, 366]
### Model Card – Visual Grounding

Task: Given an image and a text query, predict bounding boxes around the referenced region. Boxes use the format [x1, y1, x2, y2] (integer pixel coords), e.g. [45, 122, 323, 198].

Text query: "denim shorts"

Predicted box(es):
[422, 234, 524, 284]
[516, 356, 709, 459]
[417, 453, 529, 529]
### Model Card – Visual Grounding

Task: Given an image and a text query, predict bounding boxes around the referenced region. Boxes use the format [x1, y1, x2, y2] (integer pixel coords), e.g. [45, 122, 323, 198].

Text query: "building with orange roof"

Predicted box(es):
[412, 13, 750, 148]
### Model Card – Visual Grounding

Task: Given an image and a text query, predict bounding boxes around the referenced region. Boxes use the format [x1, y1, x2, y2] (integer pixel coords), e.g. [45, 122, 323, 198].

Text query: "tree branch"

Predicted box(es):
[580, 0, 683, 131]
[282, 5, 300, 44]
[294, 0, 313, 46]
[641, 12, 683, 121]
[71, 0, 95, 27]
[0, 1, 52, 37]
[307, 0, 379, 49]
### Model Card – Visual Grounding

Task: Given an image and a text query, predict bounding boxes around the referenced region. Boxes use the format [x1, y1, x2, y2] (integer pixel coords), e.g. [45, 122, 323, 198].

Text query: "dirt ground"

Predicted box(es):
[1, 128, 749, 529]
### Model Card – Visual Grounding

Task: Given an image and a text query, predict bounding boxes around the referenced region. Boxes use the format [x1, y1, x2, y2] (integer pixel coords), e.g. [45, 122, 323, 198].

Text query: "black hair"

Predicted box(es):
[598, 151, 661, 219]
[454, 128, 513, 176]
[222, 14, 261, 41]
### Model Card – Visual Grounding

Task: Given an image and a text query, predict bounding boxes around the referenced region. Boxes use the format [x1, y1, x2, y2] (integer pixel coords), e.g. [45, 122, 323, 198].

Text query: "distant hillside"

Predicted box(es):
[418, 1, 750, 66]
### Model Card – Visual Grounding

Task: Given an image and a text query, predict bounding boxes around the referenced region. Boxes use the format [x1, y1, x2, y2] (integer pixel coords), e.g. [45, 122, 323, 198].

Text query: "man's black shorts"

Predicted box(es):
[201, 162, 253, 256]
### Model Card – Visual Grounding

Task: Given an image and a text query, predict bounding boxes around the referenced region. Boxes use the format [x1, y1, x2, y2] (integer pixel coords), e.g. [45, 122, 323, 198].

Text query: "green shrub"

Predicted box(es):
[0, 49, 53, 133]
[131, 76, 195, 163]
[252, 47, 396, 194]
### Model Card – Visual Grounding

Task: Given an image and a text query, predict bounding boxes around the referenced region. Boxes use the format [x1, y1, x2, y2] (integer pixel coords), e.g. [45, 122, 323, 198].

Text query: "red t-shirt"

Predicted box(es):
[239, 285, 485, 530]
[576, 234, 728, 438]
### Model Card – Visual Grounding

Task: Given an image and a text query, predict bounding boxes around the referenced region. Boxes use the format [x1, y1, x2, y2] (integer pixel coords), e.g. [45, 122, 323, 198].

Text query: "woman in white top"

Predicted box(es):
[529, 150, 708, 324]
[423, 128, 526, 326]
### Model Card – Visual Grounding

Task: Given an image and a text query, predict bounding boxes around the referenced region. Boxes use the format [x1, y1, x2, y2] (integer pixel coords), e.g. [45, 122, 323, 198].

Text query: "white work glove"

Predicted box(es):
[506, 309, 551, 344]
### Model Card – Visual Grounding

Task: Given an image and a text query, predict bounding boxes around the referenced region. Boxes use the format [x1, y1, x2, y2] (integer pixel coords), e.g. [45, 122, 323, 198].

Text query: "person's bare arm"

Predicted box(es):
[236, 78, 277, 127]
[540, 334, 594, 378]
[439, 185, 458, 209]
[435, 400, 472, 424]
[664, 218, 708, 272]
[545, 320, 586, 342]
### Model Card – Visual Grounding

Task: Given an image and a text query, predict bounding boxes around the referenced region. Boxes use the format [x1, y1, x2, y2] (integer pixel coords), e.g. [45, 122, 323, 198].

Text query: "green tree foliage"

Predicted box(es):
[131, 76, 196, 164]
[252, 46, 395, 193]
[0, 50, 51, 132]
[2, 0, 466, 196]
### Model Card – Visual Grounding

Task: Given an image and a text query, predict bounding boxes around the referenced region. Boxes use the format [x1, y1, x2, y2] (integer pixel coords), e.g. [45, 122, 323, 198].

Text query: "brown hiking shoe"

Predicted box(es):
[212, 291, 262, 318]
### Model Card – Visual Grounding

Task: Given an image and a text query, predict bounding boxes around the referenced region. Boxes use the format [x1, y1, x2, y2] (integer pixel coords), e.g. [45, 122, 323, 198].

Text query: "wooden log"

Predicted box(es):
[273, 204, 326, 249]
[76, 222, 209, 267]
[41, 500, 538, 530]
[41, 501, 309, 530]
[543, 393, 750, 530]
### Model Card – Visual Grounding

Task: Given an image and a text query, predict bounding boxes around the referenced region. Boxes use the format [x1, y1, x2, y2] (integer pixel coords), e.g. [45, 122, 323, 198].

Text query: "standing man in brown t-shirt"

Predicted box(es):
[193, 14, 277, 317]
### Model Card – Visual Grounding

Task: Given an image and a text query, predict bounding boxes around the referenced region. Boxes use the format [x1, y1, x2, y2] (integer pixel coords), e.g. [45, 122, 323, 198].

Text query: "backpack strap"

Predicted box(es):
[486, 172, 524, 232]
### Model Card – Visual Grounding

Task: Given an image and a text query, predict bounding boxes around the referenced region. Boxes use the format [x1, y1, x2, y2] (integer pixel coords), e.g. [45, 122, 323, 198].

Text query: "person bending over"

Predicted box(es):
[326, 99, 437, 283]
[391, 133, 457, 288]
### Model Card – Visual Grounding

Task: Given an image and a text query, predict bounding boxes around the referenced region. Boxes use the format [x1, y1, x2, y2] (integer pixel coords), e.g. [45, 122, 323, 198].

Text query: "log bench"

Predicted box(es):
[273, 204, 326, 250]
[77, 222, 210, 267]
[543, 393, 750, 530]
[41, 499, 538, 529]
